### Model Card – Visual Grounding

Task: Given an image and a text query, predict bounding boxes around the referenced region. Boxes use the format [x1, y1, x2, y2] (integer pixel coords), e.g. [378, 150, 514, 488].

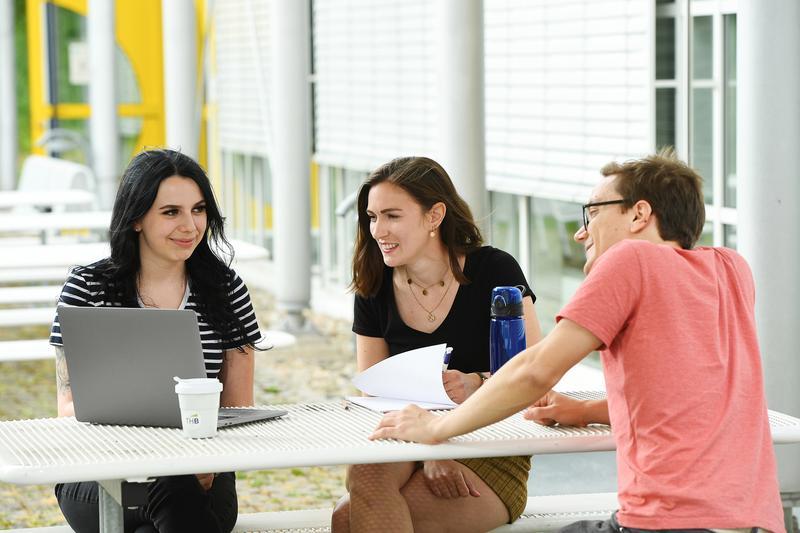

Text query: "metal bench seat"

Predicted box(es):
[2, 492, 620, 533]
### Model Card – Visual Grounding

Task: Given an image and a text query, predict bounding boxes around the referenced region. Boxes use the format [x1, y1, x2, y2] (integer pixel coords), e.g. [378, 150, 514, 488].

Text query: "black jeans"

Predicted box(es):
[55, 473, 237, 533]
[558, 512, 727, 533]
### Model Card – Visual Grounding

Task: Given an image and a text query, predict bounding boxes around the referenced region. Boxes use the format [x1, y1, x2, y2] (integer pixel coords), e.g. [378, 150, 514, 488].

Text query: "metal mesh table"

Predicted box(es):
[2, 396, 798, 532]
[0, 399, 617, 485]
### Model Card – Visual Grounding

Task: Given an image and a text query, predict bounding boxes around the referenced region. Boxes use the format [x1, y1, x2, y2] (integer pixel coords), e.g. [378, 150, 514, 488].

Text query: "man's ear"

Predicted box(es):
[428, 201, 446, 230]
[629, 200, 653, 234]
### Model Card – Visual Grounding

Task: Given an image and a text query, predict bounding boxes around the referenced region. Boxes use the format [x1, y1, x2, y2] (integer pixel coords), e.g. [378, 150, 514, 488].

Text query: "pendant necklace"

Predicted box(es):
[404, 266, 454, 322]
[405, 265, 448, 295]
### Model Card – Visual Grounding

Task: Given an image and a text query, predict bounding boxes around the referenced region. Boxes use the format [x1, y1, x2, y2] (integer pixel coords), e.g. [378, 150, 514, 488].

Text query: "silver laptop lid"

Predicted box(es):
[58, 306, 206, 427]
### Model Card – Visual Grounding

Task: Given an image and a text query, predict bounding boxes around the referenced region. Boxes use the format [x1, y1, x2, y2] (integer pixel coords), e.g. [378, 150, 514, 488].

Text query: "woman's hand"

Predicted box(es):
[422, 460, 480, 499]
[442, 370, 482, 404]
[195, 473, 215, 491]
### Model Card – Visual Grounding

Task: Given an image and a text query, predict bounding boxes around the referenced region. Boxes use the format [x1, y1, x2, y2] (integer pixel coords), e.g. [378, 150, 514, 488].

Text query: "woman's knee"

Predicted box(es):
[347, 462, 416, 494]
[330, 494, 350, 533]
[146, 474, 237, 533]
[55, 482, 101, 533]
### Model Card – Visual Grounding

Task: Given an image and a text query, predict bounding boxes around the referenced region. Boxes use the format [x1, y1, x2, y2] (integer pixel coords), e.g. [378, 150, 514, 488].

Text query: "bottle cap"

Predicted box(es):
[490, 286, 525, 317]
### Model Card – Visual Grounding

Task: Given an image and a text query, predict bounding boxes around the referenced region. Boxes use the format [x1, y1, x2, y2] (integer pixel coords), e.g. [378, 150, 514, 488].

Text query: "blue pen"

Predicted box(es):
[442, 346, 453, 372]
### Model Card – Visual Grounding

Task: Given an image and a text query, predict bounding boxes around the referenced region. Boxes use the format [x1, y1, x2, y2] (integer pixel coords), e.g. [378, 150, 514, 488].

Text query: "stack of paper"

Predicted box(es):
[349, 344, 457, 412]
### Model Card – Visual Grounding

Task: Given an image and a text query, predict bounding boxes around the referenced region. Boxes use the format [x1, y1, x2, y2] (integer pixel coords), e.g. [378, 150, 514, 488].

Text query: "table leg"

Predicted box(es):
[98, 479, 125, 533]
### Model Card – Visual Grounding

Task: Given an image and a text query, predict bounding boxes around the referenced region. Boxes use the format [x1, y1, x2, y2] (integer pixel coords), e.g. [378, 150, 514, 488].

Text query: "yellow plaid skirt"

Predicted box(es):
[458, 455, 531, 522]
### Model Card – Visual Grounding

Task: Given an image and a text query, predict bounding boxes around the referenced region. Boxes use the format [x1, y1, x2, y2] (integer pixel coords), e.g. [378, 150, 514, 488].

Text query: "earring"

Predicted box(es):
[134, 226, 141, 232]
[429, 229, 436, 238]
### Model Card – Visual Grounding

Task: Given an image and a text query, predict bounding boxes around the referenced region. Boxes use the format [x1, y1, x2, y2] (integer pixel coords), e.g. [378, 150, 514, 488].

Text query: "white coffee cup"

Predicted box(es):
[173, 377, 223, 438]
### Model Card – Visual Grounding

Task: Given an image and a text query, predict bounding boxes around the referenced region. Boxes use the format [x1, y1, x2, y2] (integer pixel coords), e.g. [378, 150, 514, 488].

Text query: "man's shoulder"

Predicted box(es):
[705, 245, 746, 262]
[594, 239, 646, 269]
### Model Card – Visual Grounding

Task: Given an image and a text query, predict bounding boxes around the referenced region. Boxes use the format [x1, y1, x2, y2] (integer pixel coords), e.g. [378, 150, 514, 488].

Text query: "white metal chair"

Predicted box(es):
[12, 155, 98, 213]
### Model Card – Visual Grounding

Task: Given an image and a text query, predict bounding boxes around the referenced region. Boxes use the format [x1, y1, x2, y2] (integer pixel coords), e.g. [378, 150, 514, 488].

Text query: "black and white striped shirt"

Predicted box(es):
[49, 264, 262, 378]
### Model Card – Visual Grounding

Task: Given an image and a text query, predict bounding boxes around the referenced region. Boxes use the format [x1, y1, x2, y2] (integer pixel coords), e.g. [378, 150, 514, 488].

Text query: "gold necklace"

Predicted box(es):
[403, 267, 454, 322]
[405, 266, 447, 295]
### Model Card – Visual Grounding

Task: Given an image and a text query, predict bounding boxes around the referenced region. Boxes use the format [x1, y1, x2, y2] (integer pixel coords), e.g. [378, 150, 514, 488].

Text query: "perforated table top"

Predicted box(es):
[1, 394, 798, 486]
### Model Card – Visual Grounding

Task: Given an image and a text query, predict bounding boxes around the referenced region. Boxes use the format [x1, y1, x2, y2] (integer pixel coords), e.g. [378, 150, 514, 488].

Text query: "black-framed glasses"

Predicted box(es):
[581, 199, 628, 230]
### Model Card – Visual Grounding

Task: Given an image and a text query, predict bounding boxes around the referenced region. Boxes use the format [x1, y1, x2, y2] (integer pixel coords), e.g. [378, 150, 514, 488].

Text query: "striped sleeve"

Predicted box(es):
[49, 270, 94, 346]
[222, 271, 262, 350]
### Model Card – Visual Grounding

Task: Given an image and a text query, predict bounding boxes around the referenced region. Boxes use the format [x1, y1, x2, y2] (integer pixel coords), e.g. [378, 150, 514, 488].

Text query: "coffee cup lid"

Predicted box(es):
[174, 377, 223, 394]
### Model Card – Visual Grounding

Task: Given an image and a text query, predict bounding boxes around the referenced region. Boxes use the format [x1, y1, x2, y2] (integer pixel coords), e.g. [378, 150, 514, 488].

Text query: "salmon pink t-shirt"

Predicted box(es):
[558, 239, 784, 532]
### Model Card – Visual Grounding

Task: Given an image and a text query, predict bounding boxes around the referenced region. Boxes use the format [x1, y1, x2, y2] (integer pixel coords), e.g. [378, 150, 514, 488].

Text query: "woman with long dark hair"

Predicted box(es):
[50, 149, 261, 533]
[332, 156, 542, 532]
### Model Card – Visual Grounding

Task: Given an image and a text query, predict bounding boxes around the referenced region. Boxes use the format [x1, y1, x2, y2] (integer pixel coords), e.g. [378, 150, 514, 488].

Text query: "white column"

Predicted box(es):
[88, 0, 118, 209]
[162, 0, 197, 159]
[270, 0, 311, 329]
[0, 0, 17, 190]
[436, 0, 486, 229]
[738, 0, 800, 495]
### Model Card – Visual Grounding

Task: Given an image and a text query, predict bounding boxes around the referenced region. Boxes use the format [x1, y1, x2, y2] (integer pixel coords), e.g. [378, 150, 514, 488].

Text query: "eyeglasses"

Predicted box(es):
[581, 199, 628, 231]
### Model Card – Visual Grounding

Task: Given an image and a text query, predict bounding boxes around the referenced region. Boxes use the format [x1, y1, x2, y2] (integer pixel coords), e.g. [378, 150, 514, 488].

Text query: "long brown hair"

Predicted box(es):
[350, 157, 483, 297]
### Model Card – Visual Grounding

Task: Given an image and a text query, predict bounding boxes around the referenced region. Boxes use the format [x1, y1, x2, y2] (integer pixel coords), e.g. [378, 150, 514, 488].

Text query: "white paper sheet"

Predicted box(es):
[350, 344, 457, 412]
[345, 396, 455, 412]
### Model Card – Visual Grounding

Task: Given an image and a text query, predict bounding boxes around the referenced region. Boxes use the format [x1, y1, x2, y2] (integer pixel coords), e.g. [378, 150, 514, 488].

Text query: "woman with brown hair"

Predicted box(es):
[332, 156, 542, 532]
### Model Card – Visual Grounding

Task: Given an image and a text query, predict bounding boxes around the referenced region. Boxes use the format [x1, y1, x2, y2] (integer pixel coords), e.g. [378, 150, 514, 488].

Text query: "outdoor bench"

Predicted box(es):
[2, 492, 619, 532]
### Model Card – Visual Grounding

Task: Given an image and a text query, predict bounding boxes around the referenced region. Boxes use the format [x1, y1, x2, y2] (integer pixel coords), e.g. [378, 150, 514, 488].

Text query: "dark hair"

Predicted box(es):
[602, 147, 705, 249]
[89, 149, 249, 347]
[350, 156, 483, 297]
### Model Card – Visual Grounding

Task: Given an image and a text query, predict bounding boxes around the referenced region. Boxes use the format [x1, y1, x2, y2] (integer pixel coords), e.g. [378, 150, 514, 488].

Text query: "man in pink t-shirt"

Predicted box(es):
[371, 150, 785, 533]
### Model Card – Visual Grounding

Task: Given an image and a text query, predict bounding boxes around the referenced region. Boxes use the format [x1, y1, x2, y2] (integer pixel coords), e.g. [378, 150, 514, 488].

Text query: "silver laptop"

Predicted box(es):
[58, 306, 286, 428]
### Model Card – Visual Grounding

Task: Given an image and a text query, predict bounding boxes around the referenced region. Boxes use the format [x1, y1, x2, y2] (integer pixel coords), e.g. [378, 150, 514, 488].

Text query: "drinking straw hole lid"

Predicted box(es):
[174, 377, 223, 394]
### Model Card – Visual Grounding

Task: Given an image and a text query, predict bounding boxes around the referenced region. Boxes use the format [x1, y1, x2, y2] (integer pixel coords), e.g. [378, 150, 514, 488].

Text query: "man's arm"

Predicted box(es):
[371, 319, 602, 443]
[55, 346, 75, 417]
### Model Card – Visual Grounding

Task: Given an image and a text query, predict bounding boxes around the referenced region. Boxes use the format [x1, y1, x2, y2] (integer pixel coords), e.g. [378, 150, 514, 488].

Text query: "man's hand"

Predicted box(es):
[524, 390, 590, 427]
[369, 404, 442, 444]
[195, 473, 215, 491]
[442, 370, 481, 404]
[422, 460, 480, 499]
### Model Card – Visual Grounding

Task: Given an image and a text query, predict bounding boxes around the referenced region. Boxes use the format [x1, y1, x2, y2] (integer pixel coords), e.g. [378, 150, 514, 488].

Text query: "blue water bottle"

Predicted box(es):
[489, 286, 526, 374]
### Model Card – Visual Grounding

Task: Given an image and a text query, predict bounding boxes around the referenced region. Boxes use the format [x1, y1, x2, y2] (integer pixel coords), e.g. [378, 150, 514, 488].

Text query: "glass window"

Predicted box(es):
[119, 117, 143, 172]
[48, 119, 88, 164]
[490, 192, 519, 260]
[723, 224, 737, 249]
[697, 221, 714, 247]
[655, 9, 737, 248]
[692, 16, 713, 80]
[528, 197, 584, 334]
[51, 6, 87, 104]
[691, 88, 714, 203]
[656, 18, 676, 80]
[323, 166, 365, 284]
[656, 88, 676, 150]
[723, 15, 737, 208]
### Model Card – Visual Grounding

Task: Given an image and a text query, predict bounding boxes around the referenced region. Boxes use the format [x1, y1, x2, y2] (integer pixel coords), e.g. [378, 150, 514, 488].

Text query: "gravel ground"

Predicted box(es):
[0, 288, 357, 529]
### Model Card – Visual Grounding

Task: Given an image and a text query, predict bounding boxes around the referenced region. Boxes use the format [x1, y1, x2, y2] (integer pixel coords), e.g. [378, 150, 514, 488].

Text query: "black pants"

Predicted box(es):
[558, 512, 754, 533]
[55, 473, 237, 533]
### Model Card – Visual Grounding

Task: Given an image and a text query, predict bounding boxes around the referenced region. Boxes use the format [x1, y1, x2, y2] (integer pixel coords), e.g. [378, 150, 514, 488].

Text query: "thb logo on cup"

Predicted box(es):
[174, 377, 223, 438]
